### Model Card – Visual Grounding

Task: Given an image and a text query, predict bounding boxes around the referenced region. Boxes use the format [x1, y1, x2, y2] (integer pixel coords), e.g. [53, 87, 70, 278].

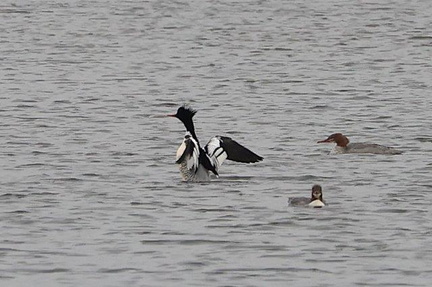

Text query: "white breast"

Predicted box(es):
[308, 200, 325, 208]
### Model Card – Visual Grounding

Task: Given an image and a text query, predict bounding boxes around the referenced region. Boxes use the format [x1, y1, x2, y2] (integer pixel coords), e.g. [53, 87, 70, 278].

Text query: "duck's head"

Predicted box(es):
[317, 133, 349, 147]
[311, 184, 323, 201]
[168, 106, 197, 135]
[168, 106, 196, 123]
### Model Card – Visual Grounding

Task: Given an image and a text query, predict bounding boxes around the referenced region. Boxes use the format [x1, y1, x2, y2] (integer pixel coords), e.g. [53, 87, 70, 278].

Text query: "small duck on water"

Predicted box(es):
[317, 133, 402, 155]
[288, 185, 326, 208]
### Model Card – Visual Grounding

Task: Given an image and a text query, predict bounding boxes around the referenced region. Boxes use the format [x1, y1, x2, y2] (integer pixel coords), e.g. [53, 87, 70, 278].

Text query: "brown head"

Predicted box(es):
[317, 133, 350, 147]
[310, 184, 323, 202]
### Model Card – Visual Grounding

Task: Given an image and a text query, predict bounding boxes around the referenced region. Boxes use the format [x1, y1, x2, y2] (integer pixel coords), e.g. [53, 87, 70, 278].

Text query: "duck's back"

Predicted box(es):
[346, 143, 402, 154]
[288, 197, 310, 206]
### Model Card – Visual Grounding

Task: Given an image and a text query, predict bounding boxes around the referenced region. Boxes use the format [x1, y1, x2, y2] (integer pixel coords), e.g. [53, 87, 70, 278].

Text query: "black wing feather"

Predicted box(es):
[175, 137, 195, 164]
[199, 147, 219, 176]
[219, 136, 263, 163]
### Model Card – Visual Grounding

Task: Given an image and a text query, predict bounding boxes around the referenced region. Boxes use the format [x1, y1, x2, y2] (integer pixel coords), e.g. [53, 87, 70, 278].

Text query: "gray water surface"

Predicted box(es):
[1, 0, 432, 286]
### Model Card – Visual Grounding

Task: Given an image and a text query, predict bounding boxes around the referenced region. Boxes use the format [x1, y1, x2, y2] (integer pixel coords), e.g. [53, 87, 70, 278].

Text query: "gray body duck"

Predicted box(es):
[318, 133, 402, 155]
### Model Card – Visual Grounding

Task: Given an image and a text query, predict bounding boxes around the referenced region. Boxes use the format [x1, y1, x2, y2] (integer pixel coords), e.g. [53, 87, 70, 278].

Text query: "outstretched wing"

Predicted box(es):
[176, 133, 199, 172]
[205, 136, 263, 170]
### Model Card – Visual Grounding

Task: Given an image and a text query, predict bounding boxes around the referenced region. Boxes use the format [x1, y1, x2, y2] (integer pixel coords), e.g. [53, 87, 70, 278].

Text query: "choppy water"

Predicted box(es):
[1, 0, 432, 286]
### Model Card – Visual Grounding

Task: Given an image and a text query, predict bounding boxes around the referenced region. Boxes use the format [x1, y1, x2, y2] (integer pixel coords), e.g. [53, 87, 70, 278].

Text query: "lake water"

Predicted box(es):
[1, 0, 432, 286]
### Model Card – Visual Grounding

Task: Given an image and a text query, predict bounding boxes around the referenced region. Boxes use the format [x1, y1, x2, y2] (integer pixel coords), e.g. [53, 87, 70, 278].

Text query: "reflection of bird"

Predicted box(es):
[318, 133, 402, 155]
[288, 185, 326, 208]
[167, 106, 263, 182]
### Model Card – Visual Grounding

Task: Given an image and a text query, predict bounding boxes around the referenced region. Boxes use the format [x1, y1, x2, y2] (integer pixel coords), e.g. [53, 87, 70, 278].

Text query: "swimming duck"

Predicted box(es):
[288, 185, 326, 208]
[317, 133, 402, 155]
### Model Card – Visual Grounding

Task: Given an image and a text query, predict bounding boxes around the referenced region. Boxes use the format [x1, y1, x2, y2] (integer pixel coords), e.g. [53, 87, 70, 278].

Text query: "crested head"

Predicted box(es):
[168, 105, 197, 124]
[177, 105, 197, 118]
[174, 105, 197, 121]
[318, 133, 350, 147]
[311, 184, 323, 201]
[168, 105, 199, 141]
